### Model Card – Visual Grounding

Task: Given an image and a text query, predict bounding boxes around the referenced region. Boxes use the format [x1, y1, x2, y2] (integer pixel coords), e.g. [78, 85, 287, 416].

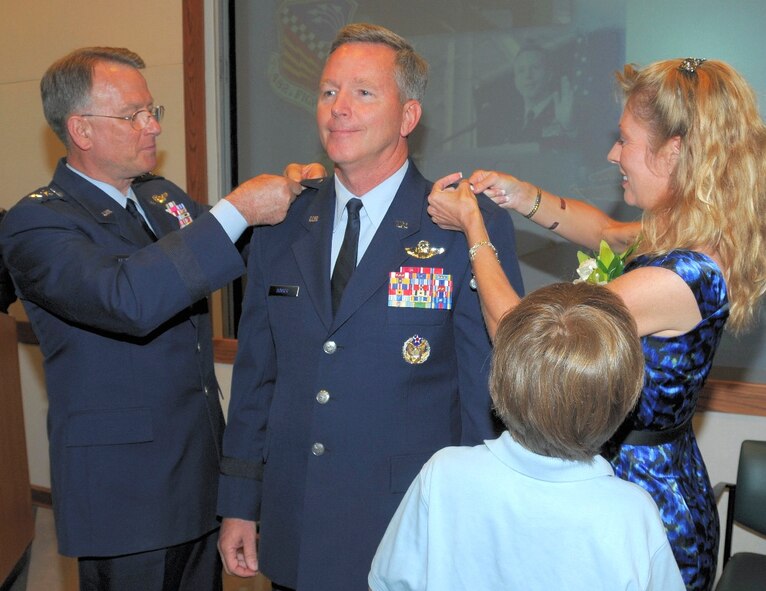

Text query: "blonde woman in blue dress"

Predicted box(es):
[427, 58, 766, 591]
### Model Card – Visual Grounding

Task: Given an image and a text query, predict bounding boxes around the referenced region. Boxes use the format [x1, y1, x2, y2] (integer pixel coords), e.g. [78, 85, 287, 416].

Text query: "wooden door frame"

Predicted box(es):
[183, 0, 208, 204]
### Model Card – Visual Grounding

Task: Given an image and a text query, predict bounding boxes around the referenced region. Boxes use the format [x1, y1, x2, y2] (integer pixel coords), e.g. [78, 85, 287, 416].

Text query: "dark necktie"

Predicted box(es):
[331, 198, 363, 314]
[125, 198, 157, 241]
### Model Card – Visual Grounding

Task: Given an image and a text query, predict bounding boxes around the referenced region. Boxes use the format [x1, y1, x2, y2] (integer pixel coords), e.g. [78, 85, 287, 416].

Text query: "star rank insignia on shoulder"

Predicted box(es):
[132, 172, 165, 185]
[26, 186, 63, 202]
[299, 177, 327, 191]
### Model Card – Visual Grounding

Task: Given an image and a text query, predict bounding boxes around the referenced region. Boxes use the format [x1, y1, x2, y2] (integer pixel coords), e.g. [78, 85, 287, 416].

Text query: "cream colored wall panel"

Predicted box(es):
[16, 345, 49, 488]
[0, 69, 185, 209]
[215, 362, 234, 419]
[142, 64, 186, 189]
[0, 0, 182, 84]
[0, 80, 63, 210]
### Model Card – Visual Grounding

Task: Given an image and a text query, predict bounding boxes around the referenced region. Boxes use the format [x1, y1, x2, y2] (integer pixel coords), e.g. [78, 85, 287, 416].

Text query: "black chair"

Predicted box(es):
[715, 440, 766, 591]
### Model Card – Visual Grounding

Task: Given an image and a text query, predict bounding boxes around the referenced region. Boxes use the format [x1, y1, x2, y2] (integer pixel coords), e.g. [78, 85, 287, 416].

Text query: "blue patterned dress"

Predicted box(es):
[605, 251, 728, 591]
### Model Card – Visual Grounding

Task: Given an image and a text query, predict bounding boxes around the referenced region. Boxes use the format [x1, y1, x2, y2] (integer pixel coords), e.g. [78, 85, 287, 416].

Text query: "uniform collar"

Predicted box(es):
[332, 160, 409, 231]
[65, 163, 135, 208]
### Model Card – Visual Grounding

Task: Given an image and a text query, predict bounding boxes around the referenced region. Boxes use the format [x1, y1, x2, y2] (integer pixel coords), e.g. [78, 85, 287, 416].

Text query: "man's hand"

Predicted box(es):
[218, 517, 259, 577]
[283, 162, 328, 182]
[225, 174, 302, 226]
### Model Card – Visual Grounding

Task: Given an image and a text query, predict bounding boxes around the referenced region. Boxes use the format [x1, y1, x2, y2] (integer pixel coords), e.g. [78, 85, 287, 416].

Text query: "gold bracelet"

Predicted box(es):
[468, 240, 498, 262]
[524, 186, 542, 219]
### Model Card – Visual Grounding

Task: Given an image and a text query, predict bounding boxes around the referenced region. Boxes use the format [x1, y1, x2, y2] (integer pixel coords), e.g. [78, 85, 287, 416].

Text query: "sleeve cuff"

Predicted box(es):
[211, 199, 248, 243]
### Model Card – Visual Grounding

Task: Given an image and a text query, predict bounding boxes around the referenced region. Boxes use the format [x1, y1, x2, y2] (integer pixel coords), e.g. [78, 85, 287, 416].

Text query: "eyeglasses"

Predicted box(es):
[79, 105, 165, 130]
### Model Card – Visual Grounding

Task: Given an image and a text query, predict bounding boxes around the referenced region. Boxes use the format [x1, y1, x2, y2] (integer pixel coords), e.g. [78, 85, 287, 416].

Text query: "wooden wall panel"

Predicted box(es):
[0, 314, 34, 582]
[183, 0, 208, 204]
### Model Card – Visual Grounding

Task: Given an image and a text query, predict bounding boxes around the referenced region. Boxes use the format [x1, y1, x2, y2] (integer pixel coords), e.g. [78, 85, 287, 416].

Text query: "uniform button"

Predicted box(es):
[203, 386, 209, 396]
[196, 343, 202, 353]
[316, 390, 330, 404]
[323, 341, 337, 354]
[311, 442, 325, 456]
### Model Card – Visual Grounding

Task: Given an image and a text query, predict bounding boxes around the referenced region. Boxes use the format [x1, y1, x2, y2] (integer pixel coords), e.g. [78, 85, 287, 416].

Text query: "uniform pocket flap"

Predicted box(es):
[65, 407, 154, 447]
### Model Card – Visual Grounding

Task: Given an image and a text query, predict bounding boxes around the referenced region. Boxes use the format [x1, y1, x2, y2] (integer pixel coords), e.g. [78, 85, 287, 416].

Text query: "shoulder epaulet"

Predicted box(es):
[299, 177, 328, 191]
[25, 186, 63, 202]
[133, 172, 166, 185]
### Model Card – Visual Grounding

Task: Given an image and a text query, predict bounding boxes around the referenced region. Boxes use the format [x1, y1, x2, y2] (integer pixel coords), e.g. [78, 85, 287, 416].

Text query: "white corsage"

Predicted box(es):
[575, 240, 637, 285]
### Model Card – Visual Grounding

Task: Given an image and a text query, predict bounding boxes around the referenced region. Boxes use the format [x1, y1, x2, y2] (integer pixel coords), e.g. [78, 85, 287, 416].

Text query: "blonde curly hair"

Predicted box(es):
[616, 59, 766, 333]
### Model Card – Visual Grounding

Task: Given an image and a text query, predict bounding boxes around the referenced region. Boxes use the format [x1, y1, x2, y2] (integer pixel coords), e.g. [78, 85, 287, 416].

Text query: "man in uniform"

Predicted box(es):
[0, 46, 300, 590]
[217, 24, 523, 590]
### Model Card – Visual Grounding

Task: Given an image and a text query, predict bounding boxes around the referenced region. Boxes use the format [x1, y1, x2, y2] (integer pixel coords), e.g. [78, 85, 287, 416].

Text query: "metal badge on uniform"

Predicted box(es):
[27, 186, 61, 200]
[402, 335, 430, 364]
[164, 201, 193, 228]
[152, 192, 168, 204]
[101, 209, 114, 218]
[269, 284, 300, 297]
[388, 266, 453, 309]
[405, 240, 445, 259]
[308, 215, 319, 223]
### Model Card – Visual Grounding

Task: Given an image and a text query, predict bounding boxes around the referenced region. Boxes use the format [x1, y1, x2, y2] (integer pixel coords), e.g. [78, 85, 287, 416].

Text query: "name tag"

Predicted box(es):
[269, 284, 300, 297]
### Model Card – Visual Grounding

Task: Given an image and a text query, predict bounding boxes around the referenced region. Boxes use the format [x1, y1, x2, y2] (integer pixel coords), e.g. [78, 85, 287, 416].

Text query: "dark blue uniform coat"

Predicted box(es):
[218, 162, 524, 590]
[0, 159, 245, 557]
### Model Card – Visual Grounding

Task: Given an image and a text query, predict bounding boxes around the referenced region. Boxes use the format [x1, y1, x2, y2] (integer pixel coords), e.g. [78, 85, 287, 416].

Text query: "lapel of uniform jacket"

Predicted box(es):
[133, 183, 190, 239]
[329, 163, 427, 332]
[53, 160, 153, 246]
[131, 178, 208, 328]
[292, 180, 336, 331]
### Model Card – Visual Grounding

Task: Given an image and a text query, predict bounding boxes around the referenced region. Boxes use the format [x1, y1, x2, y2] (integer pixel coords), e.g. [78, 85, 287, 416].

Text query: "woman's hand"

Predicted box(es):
[427, 173, 481, 234]
[468, 169, 535, 212]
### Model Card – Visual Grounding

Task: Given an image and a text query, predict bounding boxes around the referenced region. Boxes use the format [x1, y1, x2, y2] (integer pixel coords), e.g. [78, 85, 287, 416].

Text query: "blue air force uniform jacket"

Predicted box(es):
[0, 159, 245, 557]
[218, 162, 524, 590]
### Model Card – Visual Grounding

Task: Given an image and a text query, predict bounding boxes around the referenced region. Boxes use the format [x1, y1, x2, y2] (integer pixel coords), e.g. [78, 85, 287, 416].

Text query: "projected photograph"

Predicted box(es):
[235, 0, 624, 194]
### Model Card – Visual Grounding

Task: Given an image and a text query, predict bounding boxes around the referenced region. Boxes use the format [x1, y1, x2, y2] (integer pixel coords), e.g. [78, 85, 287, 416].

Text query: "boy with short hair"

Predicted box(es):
[369, 282, 684, 590]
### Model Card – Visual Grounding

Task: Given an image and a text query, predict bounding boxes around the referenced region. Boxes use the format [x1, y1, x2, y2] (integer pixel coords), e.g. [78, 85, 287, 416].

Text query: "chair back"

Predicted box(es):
[733, 440, 766, 535]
